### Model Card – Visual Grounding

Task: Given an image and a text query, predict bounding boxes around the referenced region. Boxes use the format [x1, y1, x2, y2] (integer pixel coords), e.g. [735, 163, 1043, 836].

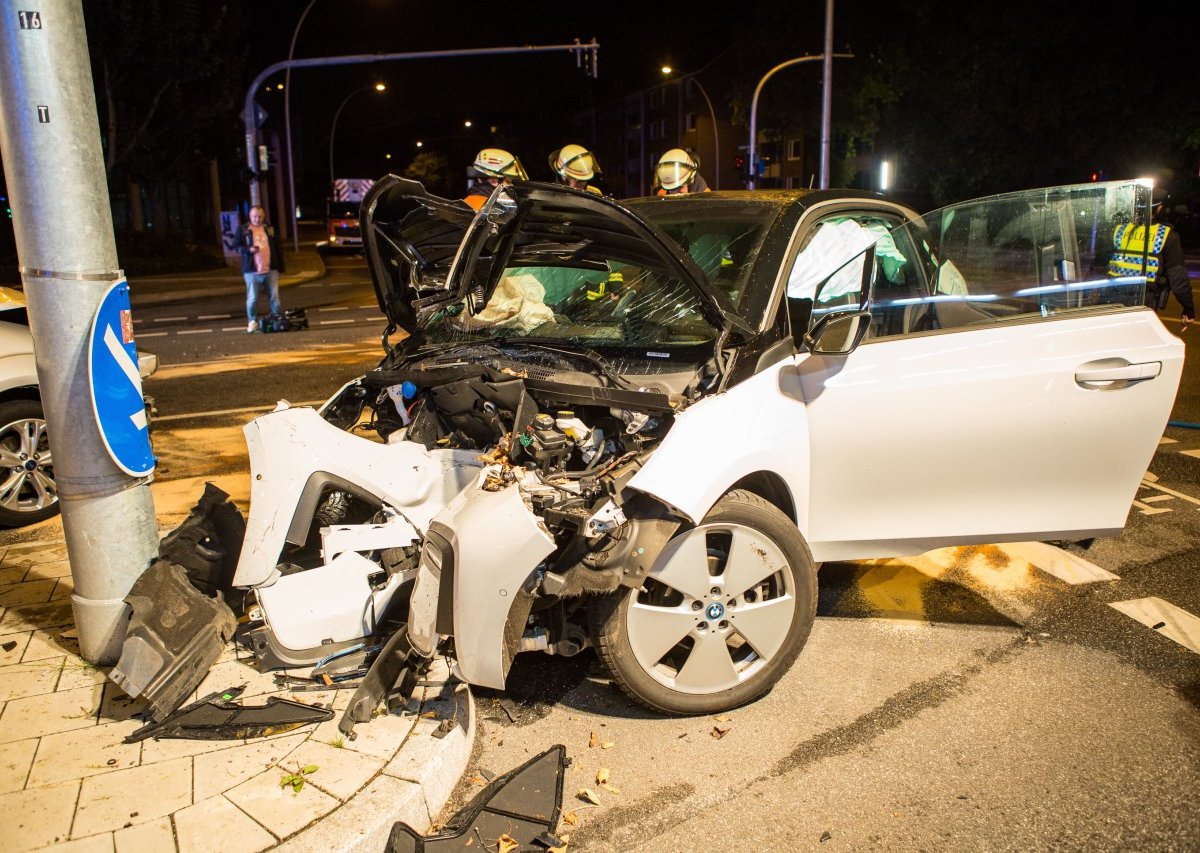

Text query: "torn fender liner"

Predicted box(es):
[109, 562, 237, 721]
[157, 481, 246, 605]
[124, 688, 333, 742]
[338, 626, 427, 739]
[384, 744, 567, 853]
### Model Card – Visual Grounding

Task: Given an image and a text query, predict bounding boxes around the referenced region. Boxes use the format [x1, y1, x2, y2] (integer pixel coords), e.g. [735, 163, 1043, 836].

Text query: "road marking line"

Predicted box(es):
[137, 332, 168, 338]
[1141, 495, 1174, 503]
[1003, 541, 1119, 584]
[176, 329, 213, 335]
[301, 281, 355, 288]
[1159, 436, 1178, 445]
[1132, 500, 1173, 515]
[1140, 478, 1200, 510]
[317, 306, 350, 311]
[198, 314, 231, 320]
[358, 304, 376, 309]
[154, 400, 326, 422]
[1109, 598, 1200, 655]
[1182, 449, 1200, 459]
[319, 319, 355, 325]
[221, 326, 245, 332]
[154, 316, 189, 322]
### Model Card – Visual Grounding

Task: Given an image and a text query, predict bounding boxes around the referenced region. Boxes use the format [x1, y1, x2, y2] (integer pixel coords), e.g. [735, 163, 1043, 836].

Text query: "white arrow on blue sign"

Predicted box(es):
[88, 280, 155, 477]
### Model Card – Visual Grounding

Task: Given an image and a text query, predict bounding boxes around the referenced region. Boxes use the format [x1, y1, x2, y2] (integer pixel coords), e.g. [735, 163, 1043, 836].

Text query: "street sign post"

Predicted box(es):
[87, 280, 155, 477]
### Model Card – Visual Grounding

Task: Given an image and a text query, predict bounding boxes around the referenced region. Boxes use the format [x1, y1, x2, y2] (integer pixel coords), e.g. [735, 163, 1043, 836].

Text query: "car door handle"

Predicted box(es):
[1075, 360, 1161, 386]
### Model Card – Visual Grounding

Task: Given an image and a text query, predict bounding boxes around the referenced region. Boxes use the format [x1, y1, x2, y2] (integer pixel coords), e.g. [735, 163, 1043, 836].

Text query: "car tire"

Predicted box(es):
[591, 489, 816, 715]
[0, 398, 59, 527]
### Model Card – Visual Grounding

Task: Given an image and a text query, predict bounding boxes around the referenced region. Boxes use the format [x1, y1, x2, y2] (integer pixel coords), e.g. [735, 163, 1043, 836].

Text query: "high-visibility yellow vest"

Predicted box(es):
[1108, 222, 1170, 280]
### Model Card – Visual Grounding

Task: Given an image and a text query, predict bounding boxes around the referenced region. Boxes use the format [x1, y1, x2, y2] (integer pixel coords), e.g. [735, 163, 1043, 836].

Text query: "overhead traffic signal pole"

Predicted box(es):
[242, 40, 600, 209]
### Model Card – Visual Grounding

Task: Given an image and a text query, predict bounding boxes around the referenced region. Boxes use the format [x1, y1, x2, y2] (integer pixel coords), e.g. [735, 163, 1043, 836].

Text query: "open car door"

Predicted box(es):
[794, 180, 1184, 561]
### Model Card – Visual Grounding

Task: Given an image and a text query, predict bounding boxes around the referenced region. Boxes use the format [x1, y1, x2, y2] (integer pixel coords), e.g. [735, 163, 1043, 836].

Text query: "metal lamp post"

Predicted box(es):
[283, 0, 318, 251]
[747, 52, 851, 190]
[662, 66, 719, 189]
[328, 83, 385, 186]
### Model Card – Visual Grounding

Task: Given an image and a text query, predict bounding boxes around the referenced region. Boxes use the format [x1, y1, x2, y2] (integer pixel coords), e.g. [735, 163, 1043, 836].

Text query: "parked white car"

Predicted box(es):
[227, 178, 1181, 716]
[0, 286, 157, 528]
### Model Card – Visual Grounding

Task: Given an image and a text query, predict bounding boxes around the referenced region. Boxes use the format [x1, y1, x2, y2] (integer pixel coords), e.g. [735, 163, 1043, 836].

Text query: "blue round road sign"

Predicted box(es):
[88, 280, 155, 476]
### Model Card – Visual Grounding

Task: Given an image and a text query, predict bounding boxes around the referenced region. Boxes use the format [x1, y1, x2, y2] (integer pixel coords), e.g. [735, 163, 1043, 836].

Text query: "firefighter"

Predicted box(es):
[549, 144, 603, 194]
[654, 148, 710, 195]
[464, 148, 527, 211]
[1109, 194, 1195, 332]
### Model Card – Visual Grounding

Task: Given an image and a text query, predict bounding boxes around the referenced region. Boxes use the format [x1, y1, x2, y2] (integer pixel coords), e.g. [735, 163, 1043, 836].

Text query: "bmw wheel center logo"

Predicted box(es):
[706, 602, 725, 620]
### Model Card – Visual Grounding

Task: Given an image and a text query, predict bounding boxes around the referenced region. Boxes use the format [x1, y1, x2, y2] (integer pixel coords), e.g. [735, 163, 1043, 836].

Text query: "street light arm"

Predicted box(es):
[329, 87, 370, 187]
[747, 52, 852, 191]
[687, 76, 720, 189]
[284, 0, 318, 250]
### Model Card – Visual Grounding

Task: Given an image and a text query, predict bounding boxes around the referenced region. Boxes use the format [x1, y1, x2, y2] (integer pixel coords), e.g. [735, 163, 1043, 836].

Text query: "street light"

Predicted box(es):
[747, 52, 851, 190]
[284, 0, 318, 251]
[328, 83, 386, 185]
[661, 65, 719, 189]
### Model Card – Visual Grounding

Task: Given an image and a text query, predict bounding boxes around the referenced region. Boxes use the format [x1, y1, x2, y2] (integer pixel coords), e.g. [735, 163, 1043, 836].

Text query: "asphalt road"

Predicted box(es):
[132, 250, 1200, 850]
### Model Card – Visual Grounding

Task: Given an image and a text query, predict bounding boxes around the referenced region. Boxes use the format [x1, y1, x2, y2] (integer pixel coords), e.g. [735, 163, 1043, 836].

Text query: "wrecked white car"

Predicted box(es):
[225, 177, 1180, 720]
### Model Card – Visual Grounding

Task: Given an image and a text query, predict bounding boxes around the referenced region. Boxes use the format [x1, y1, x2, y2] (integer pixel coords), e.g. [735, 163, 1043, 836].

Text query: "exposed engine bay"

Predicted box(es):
[232, 342, 706, 692]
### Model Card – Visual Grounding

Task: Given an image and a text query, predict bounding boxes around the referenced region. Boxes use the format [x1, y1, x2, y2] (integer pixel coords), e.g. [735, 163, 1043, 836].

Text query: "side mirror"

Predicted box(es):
[803, 310, 872, 355]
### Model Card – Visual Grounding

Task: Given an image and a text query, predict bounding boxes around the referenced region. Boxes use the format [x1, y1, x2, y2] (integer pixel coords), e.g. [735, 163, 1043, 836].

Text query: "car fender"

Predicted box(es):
[233, 406, 482, 588]
[625, 356, 815, 535]
[0, 352, 38, 397]
[425, 472, 555, 690]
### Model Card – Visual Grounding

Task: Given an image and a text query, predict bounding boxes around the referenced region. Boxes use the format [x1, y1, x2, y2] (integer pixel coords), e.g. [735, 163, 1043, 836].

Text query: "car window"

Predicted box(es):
[805, 181, 1152, 340]
[786, 212, 933, 339]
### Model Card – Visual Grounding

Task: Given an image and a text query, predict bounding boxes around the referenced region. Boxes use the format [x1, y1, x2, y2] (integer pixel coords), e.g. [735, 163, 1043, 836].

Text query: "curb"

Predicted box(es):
[0, 535, 474, 853]
[284, 663, 476, 853]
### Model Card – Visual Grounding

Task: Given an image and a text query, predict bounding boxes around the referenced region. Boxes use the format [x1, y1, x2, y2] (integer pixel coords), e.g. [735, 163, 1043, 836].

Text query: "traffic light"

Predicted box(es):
[733, 154, 747, 179]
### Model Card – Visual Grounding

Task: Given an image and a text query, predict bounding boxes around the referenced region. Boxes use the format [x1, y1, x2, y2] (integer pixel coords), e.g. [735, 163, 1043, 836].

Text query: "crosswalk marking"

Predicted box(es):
[1003, 541, 1119, 584]
[1109, 598, 1200, 655]
[1140, 479, 1200, 511]
[1158, 436, 1178, 445]
[1182, 449, 1200, 460]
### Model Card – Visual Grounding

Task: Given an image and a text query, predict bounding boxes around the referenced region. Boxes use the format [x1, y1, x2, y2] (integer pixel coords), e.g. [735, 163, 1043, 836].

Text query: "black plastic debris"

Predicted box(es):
[384, 744, 567, 853]
[157, 482, 246, 606]
[338, 628, 425, 739]
[125, 686, 332, 742]
[1, 640, 17, 652]
[109, 562, 237, 721]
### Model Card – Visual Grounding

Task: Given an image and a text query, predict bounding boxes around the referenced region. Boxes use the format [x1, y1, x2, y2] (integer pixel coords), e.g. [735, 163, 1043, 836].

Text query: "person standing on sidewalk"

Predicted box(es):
[240, 205, 285, 333]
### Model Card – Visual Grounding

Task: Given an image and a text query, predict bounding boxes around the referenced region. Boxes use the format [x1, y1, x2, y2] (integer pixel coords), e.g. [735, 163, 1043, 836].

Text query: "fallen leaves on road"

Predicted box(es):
[588, 731, 614, 749]
[595, 768, 621, 794]
[497, 834, 519, 853]
[711, 725, 731, 739]
[577, 787, 602, 805]
[562, 811, 578, 826]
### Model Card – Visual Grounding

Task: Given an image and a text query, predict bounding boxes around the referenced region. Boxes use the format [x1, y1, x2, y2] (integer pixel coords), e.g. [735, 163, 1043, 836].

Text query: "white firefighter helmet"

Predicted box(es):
[473, 148, 528, 180]
[655, 148, 699, 191]
[550, 144, 597, 181]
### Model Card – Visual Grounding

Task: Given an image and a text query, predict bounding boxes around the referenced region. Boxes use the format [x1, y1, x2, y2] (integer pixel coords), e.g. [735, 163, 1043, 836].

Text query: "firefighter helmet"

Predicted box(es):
[473, 148, 527, 180]
[655, 148, 699, 191]
[550, 144, 597, 182]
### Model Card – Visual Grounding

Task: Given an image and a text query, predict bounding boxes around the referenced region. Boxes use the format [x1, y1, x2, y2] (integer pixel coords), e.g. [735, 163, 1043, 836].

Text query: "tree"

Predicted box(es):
[402, 151, 453, 197]
[83, 1, 244, 194]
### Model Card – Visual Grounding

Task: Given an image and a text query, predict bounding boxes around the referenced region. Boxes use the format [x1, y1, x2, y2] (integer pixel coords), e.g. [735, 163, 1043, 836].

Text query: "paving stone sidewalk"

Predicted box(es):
[0, 539, 474, 853]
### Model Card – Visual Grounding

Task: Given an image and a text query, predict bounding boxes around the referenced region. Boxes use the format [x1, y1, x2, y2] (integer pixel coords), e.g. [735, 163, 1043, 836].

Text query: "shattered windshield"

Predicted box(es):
[416, 195, 777, 350]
